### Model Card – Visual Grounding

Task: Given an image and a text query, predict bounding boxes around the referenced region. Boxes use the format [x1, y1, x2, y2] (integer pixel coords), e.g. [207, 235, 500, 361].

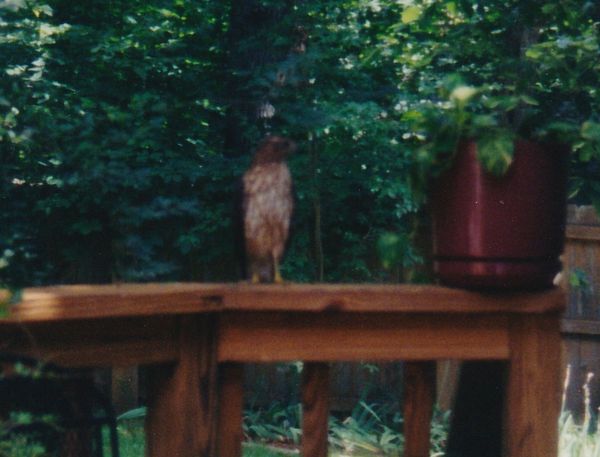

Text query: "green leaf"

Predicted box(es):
[476, 132, 515, 176]
[377, 232, 404, 270]
[118, 407, 147, 421]
[525, 47, 543, 59]
[544, 121, 578, 135]
[581, 121, 600, 142]
[445, 1, 458, 17]
[483, 95, 520, 111]
[402, 5, 423, 24]
[472, 115, 497, 128]
[578, 144, 596, 162]
[569, 268, 589, 289]
[520, 95, 539, 106]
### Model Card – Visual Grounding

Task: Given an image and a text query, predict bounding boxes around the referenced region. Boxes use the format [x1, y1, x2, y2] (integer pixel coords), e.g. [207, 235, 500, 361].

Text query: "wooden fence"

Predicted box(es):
[104, 356, 405, 414]
[562, 205, 600, 422]
[244, 362, 403, 413]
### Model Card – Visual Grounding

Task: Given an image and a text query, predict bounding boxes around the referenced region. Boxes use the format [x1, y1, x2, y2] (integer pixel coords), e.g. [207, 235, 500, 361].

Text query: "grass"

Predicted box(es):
[110, 422, 293, 456]
[559, 413, 600, 457]
[1, 400, 442, 457]
[243, 443, 292, 456]
[114, 420, 145, 457]
[111, 409, 600, 457]
[115, 418, 600, 457]
[8, 404, 600, 456]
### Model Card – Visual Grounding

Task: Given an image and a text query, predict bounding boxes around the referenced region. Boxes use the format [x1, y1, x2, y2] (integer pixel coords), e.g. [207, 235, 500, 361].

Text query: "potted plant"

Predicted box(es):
[398, 2, 600, 289]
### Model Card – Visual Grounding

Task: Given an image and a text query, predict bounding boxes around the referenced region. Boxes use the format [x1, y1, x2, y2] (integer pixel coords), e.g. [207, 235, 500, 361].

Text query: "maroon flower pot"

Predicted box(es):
[432, 139, 568, 289]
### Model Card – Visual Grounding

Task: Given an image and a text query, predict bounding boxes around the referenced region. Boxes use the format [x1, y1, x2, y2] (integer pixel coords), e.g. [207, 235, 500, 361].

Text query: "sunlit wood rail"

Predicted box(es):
[0, 283, 564, 457]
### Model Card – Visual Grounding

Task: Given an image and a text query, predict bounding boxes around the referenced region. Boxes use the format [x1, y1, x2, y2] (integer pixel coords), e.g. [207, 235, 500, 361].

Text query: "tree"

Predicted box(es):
[1, 0, 597, 287]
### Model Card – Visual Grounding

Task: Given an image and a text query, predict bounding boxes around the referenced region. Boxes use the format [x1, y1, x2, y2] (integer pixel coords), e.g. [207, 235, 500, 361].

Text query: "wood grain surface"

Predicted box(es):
[506, 314, 562, 457]
[404, 361, 436, 457]
[4, 283, 565, 322]
[218, 312, 510, 362]
[217, 363, 244, 457]
[302, 362, 330, 457]
[145, 316, 218, 457]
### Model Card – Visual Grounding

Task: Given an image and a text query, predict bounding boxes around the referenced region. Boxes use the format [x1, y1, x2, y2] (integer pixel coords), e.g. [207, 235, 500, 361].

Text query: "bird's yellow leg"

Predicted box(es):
[273, 257, 284, 284]
[250, 271, 260, 284]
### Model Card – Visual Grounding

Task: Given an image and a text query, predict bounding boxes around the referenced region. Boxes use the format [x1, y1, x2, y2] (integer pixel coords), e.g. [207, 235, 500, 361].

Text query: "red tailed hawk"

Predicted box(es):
[242, 136, 295, 283]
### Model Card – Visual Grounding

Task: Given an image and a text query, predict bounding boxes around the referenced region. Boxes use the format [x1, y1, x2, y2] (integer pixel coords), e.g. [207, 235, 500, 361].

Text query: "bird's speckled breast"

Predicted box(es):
[242, 162, 293, 260]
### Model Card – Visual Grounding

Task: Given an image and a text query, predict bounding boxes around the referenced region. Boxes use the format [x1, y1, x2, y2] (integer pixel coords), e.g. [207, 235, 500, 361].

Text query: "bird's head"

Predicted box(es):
[252, 135, 296, 165]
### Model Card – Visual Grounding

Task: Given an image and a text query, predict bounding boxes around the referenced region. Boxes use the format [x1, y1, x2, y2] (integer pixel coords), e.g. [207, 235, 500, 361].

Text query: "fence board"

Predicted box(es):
[563, 338, 583, 422]
[244, 362, 402, 413]
[562, 205, 600, 421]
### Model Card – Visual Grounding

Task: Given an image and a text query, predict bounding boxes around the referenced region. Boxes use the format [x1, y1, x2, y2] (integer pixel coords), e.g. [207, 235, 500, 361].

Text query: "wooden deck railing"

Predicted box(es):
[0, 283, 565, 457]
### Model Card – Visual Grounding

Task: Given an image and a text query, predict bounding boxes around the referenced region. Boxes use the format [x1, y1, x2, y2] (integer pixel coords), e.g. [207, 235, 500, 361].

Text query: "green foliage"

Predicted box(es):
[0, 0, 427, 286]
[243, 400, 449, 456]
[1, 0, 599, 284]
[110, 419, 145, 457]
[328, 401, 405, 455]
[476, 131, 515, 177]
[242, 444, 289, 457]
[377, 232, 422, 272]
[391, 1, 600, 192]
[559, 412, 600, 457]
[244, 402, 302, 447]
[0, 435, 48, 457]
[569, 268, 591, 290]
[117, 407, 147, 422]
[1, 0, 235, 285]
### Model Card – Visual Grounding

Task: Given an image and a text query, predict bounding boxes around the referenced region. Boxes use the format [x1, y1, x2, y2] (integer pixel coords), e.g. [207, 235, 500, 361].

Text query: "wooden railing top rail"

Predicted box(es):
[2, 283, 565, 323]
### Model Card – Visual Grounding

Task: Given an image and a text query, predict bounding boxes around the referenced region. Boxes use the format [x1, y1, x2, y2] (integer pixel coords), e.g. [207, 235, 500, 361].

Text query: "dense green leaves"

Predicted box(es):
[388, 0, 600, 184]
[0, 0, 425, 286]
[476, 132, 515, 177]
[1, 0, 599, 286]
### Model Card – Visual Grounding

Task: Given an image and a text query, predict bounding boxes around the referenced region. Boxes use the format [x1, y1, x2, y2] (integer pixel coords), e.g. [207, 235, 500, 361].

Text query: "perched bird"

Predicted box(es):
[241, 135, 295, 283]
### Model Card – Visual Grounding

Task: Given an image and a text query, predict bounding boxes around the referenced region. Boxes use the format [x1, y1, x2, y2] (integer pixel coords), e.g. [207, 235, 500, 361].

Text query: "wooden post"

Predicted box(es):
[505, 314, 561, 457]
[145, 316, 218, 457]
[403, 361, 436, 457]
[217, 363, 244, 457]
[302, 362, 330, 457]
[436, 360, 460, 412]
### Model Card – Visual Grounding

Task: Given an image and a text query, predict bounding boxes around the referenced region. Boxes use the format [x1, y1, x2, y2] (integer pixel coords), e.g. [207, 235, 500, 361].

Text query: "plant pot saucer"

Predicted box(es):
[434, 258, 560, 290]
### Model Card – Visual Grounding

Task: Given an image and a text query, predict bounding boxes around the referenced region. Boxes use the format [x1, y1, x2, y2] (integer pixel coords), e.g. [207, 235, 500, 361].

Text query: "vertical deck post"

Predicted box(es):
[145, 316, 218, 457]
[403, 361, 436, 457]
[302, 362, 330, 457]
[217, 362, 245, 457]
[506, 314, 562, 457]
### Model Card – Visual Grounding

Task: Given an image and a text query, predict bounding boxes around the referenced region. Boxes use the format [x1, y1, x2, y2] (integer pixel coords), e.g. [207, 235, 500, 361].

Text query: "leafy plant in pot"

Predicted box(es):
[401, 2, 600, 289]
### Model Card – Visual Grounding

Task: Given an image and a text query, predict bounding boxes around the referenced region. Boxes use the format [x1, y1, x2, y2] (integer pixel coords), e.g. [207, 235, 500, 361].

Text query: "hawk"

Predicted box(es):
[241, 135, 295, 283]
